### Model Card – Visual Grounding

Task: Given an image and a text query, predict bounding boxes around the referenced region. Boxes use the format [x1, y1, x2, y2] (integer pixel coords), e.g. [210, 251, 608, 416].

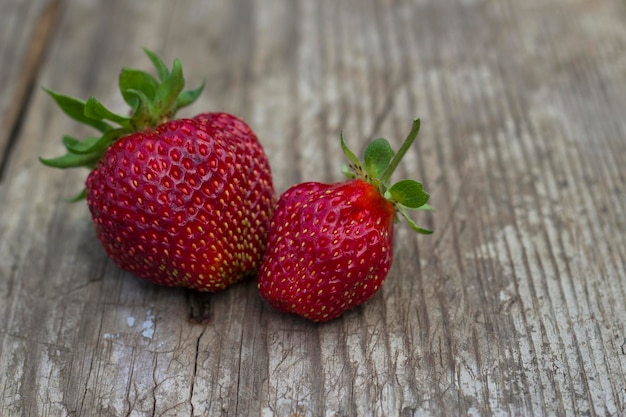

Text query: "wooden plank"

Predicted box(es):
[1, 0, 626, 416]
[0, 0, 61, 179]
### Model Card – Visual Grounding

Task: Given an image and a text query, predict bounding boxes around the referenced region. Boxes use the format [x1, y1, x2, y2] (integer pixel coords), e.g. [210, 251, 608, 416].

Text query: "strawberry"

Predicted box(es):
[257, 120, 431, 321]
[40, 49, 275, 291]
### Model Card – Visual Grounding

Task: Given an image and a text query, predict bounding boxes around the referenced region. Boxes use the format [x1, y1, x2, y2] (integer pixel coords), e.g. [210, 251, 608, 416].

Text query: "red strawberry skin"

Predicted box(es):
[257, 179, 396, 321]
[86, 112, 275, 291]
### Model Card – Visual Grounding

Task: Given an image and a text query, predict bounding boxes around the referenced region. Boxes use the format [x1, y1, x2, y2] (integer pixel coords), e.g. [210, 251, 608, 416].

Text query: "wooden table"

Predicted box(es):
[1, 1, 625, 416]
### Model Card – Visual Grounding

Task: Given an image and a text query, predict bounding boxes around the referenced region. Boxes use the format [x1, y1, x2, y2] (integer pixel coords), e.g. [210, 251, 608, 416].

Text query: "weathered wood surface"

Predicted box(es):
[1, 0, 625, 416]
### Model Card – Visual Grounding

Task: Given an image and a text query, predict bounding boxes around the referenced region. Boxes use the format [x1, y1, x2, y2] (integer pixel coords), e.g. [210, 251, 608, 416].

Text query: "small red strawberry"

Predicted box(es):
[257, 120, 432, 321]
[40, 49, 275, 291]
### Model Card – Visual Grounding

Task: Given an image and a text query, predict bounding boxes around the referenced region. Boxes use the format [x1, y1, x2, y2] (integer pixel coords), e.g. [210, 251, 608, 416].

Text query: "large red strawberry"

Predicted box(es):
[257, 120, 431, 321]
[41, 49, 275, 291]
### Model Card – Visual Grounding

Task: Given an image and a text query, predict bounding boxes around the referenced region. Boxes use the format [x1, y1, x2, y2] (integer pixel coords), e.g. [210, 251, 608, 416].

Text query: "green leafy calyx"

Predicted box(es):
[39, 48, 205, 197]
[342, 119, 433, 234]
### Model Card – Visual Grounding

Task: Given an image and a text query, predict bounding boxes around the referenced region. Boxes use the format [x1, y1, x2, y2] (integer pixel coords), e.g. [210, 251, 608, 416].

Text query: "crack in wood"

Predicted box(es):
[186, 290, 213, 324]
[189, 327, 206, 417]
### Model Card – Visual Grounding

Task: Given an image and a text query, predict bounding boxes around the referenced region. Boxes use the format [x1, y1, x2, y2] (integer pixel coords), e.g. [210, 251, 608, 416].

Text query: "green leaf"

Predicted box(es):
[124, 88, 152, 110]
[63, 129, 125, 155]
[342, 164, 357, 179]
[340, 131, 361, 170]
[143, 48, 169, 81]
[85, 97, 131, 126]
[156, 58, 185, 114]
[66, 188, 87, 202]
[119, 68, 159, 107]
[364, 138, 394, 180]
[385, 179, 429, 209]
[62, 135, 101, 154]
[125, 88, 155, 127]
[39, 152, 100, 169]
[61, 135, 82, 150]
[175, 79, 206, 110]
[398, 209, 433, 235]
[415, 203, 434, 211]
[44, 88, 112, 133]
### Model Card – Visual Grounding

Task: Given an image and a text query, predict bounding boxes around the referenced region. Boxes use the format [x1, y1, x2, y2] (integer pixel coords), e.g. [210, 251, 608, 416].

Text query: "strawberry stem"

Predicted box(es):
[378, 118, 420, 186]
[40, 48, 205, 201]
[340, 118, 432, 234]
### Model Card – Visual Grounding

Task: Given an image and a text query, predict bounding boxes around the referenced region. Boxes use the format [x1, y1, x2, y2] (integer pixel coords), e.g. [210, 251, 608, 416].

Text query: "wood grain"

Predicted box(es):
[1, 0, 625, 416]
[0, 0, 61, 179]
